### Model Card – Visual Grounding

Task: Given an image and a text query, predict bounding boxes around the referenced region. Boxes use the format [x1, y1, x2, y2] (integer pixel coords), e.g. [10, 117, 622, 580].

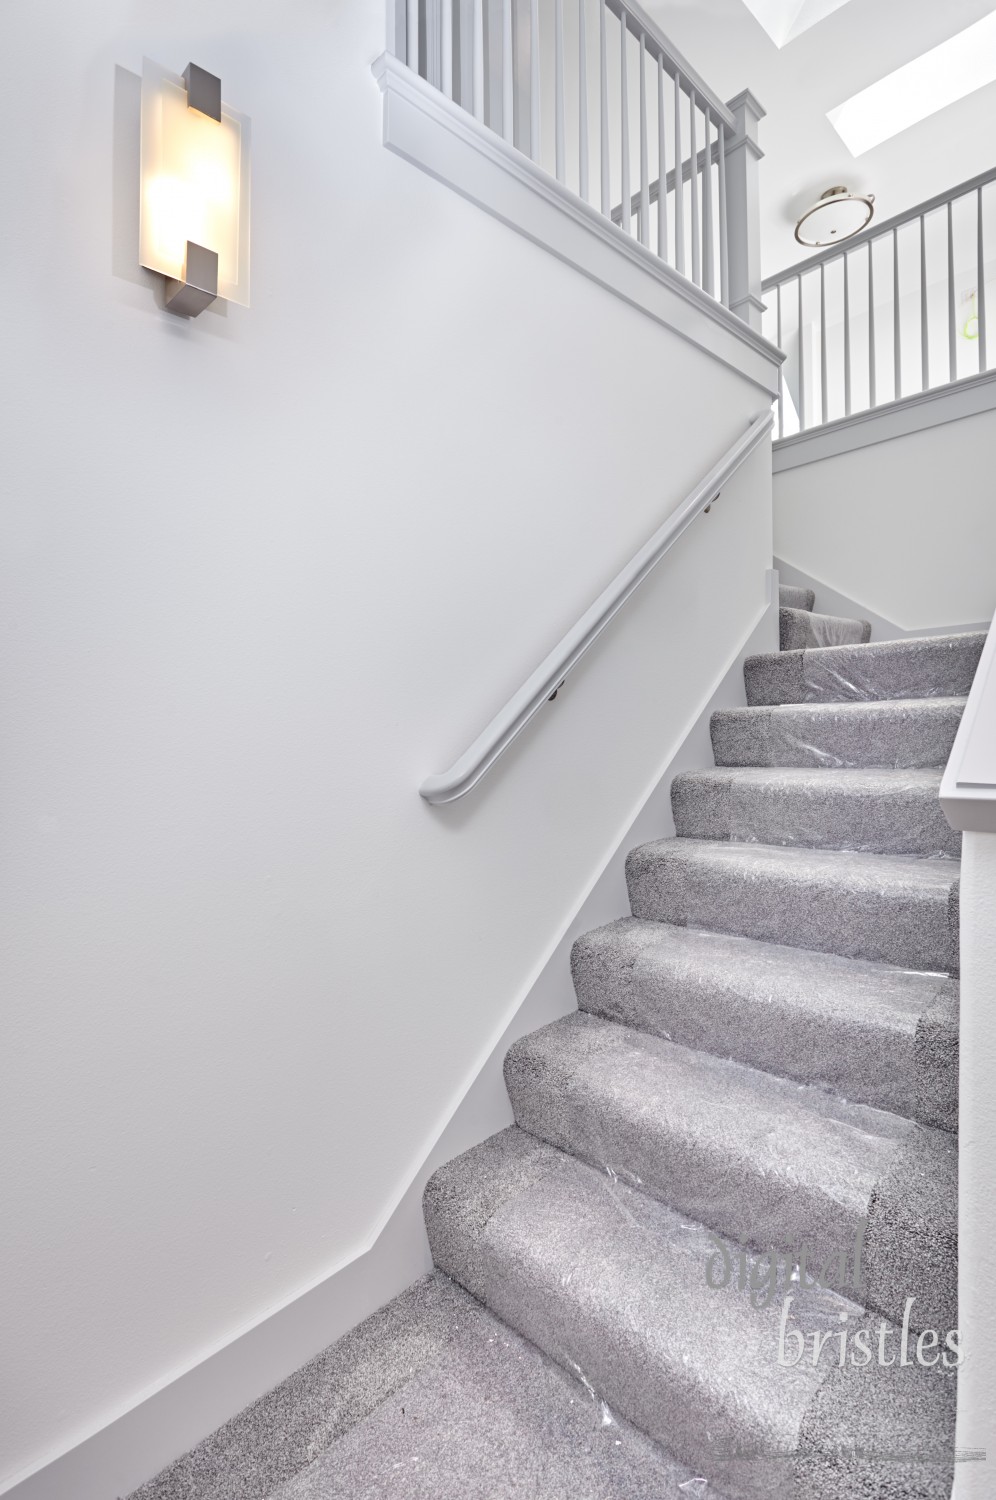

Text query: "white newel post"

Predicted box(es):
[724, 89, 766, 332]
[940, 616, 996, 1494]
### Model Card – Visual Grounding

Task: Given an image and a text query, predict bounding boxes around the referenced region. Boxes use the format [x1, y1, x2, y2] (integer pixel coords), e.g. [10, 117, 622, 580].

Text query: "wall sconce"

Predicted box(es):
[140, 59, 250, 317]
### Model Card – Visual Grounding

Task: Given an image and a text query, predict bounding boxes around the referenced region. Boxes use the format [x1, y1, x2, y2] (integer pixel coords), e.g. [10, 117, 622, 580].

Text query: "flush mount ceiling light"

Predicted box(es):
[140, 59, 250, 317]
[827, 11, 996, 157]
[794, 186, 875, 247]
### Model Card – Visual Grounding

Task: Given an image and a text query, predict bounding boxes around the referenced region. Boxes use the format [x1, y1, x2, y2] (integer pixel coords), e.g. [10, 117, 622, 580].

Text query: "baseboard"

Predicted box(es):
[3, 575, 779, 1500]
[775, 556, 990, 643]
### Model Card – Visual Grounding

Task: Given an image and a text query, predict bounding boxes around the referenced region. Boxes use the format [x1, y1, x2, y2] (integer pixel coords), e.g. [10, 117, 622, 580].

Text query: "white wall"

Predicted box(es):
[954, 832, 996, 1497]
[0, 1, 773, 1490]
[772, 408, 996, 630]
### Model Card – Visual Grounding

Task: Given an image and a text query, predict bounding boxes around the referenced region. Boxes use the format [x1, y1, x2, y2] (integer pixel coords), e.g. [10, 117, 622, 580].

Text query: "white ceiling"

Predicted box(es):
[652, 0, 996, 276]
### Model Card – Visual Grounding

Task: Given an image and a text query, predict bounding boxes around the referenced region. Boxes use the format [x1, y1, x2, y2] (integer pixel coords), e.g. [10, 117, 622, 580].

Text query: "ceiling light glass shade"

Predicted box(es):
[794, 187, 874, 247]
[140, 58, 251, 306]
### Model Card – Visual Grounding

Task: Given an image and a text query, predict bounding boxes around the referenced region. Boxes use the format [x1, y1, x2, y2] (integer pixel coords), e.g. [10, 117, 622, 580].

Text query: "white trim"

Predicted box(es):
[2, 584, 779, 1500]
[774, 556, 990, 642]
[372, 54, 783, 397]
[773, 368, 996, 472]
[419, 411, 774, 803]
[941, 610, 996, 834]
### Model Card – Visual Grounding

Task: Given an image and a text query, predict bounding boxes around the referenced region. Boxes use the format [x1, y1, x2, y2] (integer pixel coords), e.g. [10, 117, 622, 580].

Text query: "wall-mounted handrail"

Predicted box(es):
[420, 409, 774, 804]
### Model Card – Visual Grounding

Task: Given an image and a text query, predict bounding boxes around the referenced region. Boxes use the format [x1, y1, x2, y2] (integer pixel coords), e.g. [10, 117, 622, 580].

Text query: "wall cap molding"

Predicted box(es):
[942, 613, 996, 833]
[772, 367, 996, 472]
[372, 54, 783, 397]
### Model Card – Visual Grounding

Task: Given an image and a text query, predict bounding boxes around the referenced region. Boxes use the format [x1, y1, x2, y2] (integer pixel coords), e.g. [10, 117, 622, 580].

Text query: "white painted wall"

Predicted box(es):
[773, 407, 996, 630]
[0, 0, 773, 1491]
[954, 831, 996, 1497]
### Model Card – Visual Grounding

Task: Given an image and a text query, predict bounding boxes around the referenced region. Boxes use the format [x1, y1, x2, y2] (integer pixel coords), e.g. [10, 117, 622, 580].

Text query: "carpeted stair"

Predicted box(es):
[132, 585, 983, 1500]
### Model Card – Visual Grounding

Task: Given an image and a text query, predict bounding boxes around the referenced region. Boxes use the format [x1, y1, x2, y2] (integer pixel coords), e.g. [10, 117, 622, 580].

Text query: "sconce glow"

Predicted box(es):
[140, 58, 250, 316]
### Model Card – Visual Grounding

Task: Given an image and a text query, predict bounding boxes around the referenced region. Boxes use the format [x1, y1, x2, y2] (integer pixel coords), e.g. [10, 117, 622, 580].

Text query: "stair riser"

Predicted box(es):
[572, 926, 958, 1133]
[671, 777, 960, 858]
[745, 634, 985, 707]
[711, 701, 965, 770]
[424, 1129, 956, 1500]
[779, 584, 815, 612]
[626, 846, 960, 975]
[779, 608, 871, 651]
[505, 1017, 957, 1334]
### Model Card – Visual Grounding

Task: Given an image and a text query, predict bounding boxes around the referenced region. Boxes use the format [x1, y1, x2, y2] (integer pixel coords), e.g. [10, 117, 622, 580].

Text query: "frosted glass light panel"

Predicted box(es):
[140, 58, 250, 306]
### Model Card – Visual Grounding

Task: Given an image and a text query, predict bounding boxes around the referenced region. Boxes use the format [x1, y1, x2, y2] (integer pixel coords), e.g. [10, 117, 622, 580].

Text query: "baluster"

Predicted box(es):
[502, 0, 513, 143]
[920, 215, 929, 392]
[843, 252, 851, 417]
[388, 0, 408, 63]
[620, 13, 630, 234]
[979, 186, 989, 373]
[578, 0, 589, 199]
[689, 90, 700, 285]
[798, 274, 806, 431]
[441, 0, 453, 96]
[820, 262, 828, 425]
[776, 282, 783, 437]
[639, 35, 649, 247]
[657, 54, 668, 262]
[673, 75, 685, 274]
[530, 0, 540, 161]
[599, 0, 609, 215]
[408, 0, 419, 77]
[718, 121, 729, 305]
[893, 226, 901, 400]
[473, 0, 484, 122]
[554, 0, 565, 180]
[425, 0, 442, 88]
[947, 200, 957, 382]
[702, 106, 714, 296]
[868, 238, 876, 409]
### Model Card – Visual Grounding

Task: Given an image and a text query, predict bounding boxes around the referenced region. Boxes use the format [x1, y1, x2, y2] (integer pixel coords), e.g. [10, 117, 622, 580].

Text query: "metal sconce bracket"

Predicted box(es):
[163, 63, 222, 317]
[183, 62, 221, 122]
[165, 240, 219, 317]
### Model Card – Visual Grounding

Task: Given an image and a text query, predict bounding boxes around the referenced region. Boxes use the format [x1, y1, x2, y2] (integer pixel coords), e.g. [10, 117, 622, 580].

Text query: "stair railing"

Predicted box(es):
[386, 0, 765, 327]
[419, 409, 774, 803]
[763, 167, 996, 438]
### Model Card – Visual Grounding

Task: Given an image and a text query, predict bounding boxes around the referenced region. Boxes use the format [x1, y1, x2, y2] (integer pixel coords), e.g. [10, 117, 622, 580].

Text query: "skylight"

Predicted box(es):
[828, 11, 996, 156]
[740, 0, 855, 49]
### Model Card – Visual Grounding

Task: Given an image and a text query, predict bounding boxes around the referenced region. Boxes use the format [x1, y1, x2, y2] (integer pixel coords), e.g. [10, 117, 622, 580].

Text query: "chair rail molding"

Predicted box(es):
[419, 408, 775, 804]
[372, 55, 782, 395]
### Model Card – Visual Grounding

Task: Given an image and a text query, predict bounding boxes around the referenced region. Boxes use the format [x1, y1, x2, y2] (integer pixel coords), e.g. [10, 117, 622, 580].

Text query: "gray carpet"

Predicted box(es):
[132, 584, 966, 1499]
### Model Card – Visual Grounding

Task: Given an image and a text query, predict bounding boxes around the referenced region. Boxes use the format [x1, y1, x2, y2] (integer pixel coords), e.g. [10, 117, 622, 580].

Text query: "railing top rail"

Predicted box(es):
[604, 0, 735, 130]
[763, 164, 996, 289]
[419, 409, 774, 804]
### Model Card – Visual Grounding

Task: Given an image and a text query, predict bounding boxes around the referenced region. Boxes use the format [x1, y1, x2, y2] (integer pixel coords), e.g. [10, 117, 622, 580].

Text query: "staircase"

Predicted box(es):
[133, 590, 984, 1500]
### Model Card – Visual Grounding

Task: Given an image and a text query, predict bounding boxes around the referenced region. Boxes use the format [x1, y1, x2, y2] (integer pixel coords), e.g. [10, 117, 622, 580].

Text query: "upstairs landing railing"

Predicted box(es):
[386, 0, 765, 328]
[764, 167, 996, 438]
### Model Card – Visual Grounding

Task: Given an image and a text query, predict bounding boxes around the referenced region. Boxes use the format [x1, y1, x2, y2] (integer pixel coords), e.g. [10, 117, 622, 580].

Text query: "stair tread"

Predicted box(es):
[424, 1127, 956, 1500]
[626, 838, 960, 974]
[572, 918, 958, 1131]
[711, 696, 967, 769]
[270, 1274, 699, 1500]
[745, 631, 985, 707]
[505, 1011, 957, 1330]
[672, 765, 957, 857]
[130, 1272, 701, 1500]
